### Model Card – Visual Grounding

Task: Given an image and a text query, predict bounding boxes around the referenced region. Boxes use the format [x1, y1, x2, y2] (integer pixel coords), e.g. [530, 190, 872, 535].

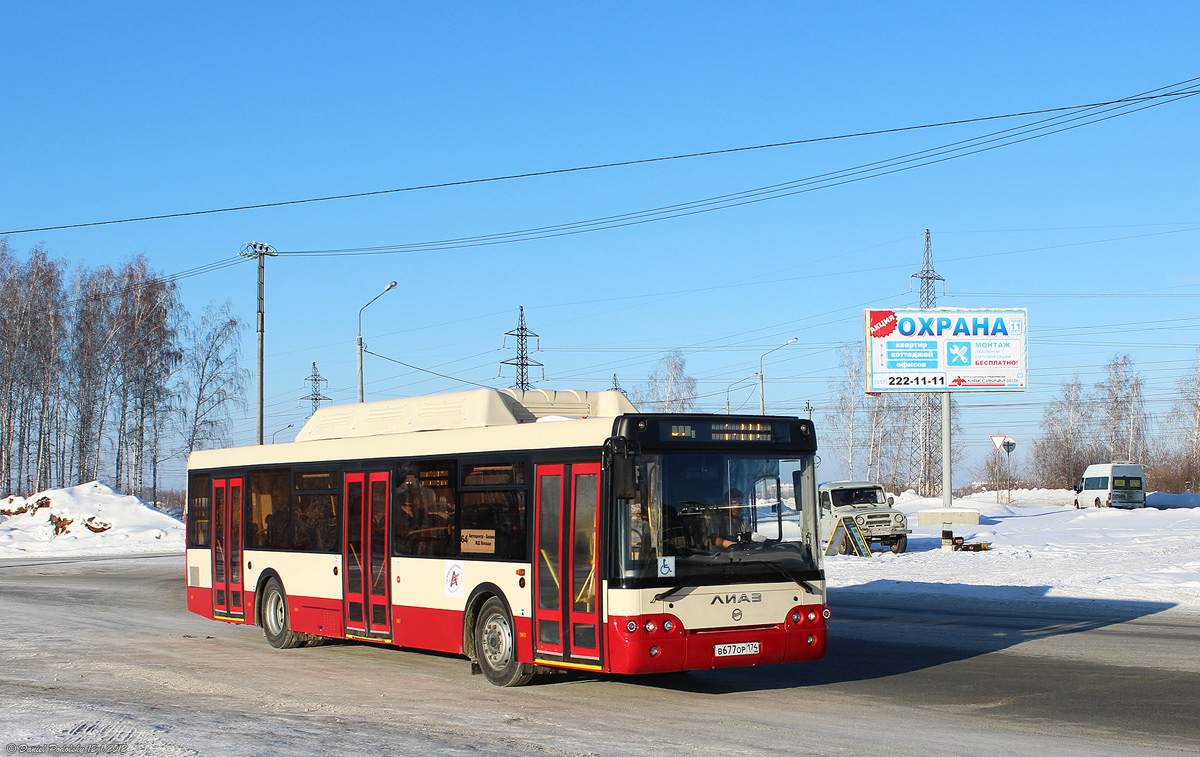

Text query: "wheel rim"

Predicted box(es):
[481, 611, 513, 670]
[266, 590, 285, 636]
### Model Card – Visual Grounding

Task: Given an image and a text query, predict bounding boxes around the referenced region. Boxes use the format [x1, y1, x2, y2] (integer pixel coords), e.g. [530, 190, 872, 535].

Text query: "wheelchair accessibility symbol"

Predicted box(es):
[658, 556, 676, 578]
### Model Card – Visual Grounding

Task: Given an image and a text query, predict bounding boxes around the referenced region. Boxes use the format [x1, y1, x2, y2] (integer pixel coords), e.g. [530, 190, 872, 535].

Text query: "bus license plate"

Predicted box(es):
[714, 642, 760, 657]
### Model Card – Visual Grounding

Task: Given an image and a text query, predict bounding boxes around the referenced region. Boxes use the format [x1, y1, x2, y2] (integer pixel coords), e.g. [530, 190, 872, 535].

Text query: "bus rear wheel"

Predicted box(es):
[890, 535, 907, 554]
[262, 577, 305, 650]
[475, 597, 534, 687]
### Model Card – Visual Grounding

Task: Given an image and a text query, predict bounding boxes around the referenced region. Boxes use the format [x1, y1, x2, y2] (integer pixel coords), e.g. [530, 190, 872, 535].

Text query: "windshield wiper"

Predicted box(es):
[652, 585, 689, 603]
[733, 558, 817, 595]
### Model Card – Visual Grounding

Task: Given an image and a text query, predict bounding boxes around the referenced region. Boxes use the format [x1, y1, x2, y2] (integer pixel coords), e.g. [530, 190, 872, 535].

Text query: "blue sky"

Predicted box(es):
[3, 3, 1198, 484]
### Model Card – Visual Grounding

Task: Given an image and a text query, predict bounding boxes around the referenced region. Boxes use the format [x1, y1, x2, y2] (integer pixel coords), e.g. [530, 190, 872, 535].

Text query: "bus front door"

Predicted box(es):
[534, 463, 602, 665]
[344, 472, 392, 640]
[211, 477, 245, 621]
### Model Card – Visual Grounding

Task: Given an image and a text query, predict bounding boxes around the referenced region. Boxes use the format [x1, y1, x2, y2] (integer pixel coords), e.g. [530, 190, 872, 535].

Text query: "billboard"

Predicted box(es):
[864, 308, 1027, 393]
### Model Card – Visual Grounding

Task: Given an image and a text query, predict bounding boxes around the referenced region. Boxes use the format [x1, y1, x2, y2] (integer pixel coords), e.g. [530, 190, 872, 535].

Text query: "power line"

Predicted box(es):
[363, 348, 494, 389]
[5, 81, 1198, 237]
[277, 83, 1200, 258]
[64, 256, 247, 306]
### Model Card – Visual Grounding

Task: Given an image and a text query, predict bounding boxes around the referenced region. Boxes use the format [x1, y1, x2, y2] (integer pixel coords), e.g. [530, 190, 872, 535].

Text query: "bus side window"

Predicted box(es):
[460, 491, 526, 560]
[394, 461, 457, 557]
[187, 473, 212, 547]
[248, 470, 292, 550]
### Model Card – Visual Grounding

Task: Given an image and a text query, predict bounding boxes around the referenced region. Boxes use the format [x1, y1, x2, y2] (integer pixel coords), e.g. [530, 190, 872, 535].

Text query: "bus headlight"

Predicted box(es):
[894, 513, 905, 525]
[807, 610, 817, 623]
[855, 515, 866, 525]
[644, 620, 657, 633]
[649, 645, 660, 657]
[662, 619, 674, 632]
[791, 611, 801, 623]
[627, 620, 638, 633]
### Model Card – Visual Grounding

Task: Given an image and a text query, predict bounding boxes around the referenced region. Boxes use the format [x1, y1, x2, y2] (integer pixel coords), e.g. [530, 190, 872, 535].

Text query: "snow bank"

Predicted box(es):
[0, 481, 184, 558]
[827, 490, 1200, 608]
[1147, 490, 1200, 509]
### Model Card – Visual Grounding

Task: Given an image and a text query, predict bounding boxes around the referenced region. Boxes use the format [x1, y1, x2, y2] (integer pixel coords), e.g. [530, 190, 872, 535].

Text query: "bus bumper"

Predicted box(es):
[605, 606, 828, 675]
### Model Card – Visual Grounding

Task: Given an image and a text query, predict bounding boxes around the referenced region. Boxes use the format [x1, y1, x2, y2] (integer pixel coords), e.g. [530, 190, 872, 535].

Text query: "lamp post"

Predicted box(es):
[725, 373, 759, 414]
[357, 280, 398, 403]
[758, 337, 797, 415]
[271, 423, 294, 444]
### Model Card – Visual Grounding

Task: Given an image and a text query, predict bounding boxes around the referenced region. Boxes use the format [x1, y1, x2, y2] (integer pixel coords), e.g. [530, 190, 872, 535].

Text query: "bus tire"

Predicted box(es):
[475, 597, 534, 687]
[890, 535, 907, 554]
[261, 578, 305, 650]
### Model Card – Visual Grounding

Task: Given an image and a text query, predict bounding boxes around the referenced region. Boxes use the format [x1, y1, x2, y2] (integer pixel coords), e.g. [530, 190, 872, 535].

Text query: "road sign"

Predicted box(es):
[991, 434, 1007, 451]
[864, 308, 1028, 393]
[1002, 439, 1016, 455]
[824, 516, 871, 557]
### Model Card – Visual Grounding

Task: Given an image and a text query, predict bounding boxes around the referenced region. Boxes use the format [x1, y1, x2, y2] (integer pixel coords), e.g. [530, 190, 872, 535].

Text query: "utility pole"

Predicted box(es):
[804, 400, 814, 420]
[911, 229, 949, 505]
[500, 306, 543, 391]
[301, 362, 331, 418]
[611, 374, 623, 393]
[240, 241, 277, 445]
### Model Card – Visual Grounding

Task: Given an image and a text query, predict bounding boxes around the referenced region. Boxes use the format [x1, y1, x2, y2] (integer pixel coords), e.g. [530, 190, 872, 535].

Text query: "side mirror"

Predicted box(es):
[605, 437, 639, 499]
[887, 496, 894, 506]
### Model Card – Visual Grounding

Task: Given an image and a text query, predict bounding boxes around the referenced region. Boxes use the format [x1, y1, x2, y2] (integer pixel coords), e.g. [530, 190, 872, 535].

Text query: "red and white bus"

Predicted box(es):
[185, 388, 828, 686]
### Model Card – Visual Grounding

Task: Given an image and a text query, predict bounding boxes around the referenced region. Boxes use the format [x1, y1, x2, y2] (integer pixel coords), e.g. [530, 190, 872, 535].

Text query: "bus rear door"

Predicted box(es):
[211, 477, 245, 621]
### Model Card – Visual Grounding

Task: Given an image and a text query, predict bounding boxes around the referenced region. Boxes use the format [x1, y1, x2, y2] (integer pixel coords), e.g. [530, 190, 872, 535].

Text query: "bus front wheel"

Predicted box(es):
[474, 597, 534, 687]
[262, 577, 305, 650]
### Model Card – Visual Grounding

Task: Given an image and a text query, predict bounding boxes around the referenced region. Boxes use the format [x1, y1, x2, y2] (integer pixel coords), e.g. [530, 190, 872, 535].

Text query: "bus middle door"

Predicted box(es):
[344, 471, 393, 641]
[533, 463, 602, 666]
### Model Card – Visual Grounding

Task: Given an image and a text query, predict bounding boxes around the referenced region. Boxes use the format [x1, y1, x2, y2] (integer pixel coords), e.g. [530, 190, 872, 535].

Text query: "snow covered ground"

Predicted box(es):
[827, 488, 1200, 609]
[0, 481, 184, 558]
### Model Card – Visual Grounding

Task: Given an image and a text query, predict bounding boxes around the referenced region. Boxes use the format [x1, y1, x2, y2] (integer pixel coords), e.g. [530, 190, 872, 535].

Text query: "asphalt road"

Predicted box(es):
[1, 555, 1197, 756]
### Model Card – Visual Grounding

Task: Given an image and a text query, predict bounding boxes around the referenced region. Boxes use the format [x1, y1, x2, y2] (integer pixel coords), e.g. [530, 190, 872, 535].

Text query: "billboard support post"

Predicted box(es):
[942, 391, 951, 508]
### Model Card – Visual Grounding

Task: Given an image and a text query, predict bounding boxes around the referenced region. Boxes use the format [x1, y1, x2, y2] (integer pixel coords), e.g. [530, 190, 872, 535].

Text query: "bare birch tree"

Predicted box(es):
[1030, 376, 1096, 487]
[1167, 348, 1200, 490]
[1094, 353, 1148, 462]
[634, 350, 697, 412]
[179, 301, 248, 455]
[823, 344, 863, 478]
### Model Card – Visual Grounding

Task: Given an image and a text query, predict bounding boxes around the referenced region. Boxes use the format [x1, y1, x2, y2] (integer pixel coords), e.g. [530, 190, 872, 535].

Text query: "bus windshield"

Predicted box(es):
[613, 452, 821, 587]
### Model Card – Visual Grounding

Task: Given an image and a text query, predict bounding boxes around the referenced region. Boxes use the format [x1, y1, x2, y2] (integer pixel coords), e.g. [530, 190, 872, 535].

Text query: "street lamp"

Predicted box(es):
[357, 280, 398, 403]
[725, 373, 759, 414]
[758, 337, 797, 415]
[271, 423, 294, 444]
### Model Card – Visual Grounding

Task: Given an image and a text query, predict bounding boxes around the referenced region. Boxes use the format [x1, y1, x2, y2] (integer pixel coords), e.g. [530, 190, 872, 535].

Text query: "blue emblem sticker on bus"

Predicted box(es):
[444, 561, 464, 597]
[658, 556, 676, 578]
